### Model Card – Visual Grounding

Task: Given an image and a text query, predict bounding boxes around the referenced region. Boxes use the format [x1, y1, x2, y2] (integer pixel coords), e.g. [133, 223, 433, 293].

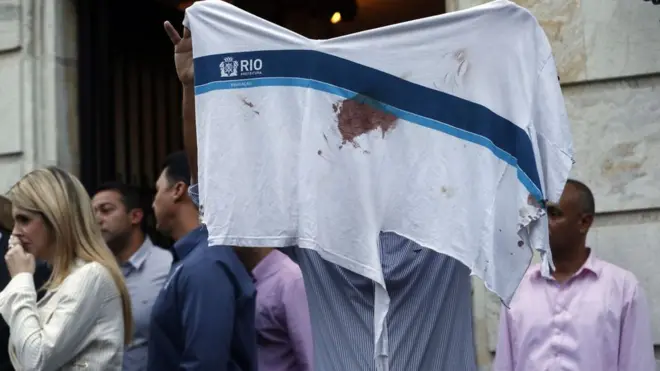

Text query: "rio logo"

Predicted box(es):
[240, 59, 262, 72]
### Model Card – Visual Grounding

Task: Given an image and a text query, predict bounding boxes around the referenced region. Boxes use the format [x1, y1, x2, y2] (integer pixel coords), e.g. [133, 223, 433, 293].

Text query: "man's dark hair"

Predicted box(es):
[96, 181, 143, 212]
[566, 179, 595, 216]
[161, 151, 191, 186]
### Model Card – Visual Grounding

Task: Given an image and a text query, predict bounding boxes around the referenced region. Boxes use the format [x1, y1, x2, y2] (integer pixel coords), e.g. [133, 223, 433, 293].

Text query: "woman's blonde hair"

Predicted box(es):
[6, 167, 133, 345]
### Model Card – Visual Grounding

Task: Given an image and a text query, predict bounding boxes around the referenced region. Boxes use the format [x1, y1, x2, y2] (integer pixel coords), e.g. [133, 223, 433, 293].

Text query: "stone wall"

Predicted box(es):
[444, 0, 660, 368]
[0, 0, 78, 193]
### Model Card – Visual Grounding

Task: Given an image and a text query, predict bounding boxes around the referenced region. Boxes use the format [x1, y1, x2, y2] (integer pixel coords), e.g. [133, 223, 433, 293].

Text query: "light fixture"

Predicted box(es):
[330, 12, 342, 24]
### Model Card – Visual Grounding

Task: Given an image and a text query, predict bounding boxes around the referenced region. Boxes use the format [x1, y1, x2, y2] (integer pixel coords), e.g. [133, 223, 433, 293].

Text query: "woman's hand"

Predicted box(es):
[5, 236, 36, 277]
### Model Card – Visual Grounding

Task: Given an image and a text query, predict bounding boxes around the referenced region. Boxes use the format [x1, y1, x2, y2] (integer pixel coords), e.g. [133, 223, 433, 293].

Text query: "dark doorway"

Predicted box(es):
[77, 0, 185, 191]
[77, 0, 185, 247]
[76, 0, 446, 248]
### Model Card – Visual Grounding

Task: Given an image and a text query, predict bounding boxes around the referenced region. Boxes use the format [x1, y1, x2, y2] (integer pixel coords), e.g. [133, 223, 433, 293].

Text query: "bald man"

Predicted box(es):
[494, 179, 655, 371]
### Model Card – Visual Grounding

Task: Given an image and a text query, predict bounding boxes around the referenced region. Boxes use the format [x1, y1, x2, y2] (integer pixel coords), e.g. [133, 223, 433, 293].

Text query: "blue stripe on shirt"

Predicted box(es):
[192, 50, 543, 202]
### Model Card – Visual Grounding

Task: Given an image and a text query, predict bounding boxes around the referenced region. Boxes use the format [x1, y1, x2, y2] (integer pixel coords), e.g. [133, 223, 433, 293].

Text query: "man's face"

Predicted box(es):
[92, 190, 133, 253]
[547, 184, 590, 252]
[153, 170, 177, 236]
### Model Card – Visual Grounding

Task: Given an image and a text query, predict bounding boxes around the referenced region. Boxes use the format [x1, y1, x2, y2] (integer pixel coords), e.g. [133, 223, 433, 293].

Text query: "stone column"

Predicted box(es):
[0, 0, 78, 192]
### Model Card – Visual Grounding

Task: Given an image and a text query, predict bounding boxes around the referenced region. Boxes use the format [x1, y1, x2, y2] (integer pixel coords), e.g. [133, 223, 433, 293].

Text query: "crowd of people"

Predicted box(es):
[0, 19, 655, 371]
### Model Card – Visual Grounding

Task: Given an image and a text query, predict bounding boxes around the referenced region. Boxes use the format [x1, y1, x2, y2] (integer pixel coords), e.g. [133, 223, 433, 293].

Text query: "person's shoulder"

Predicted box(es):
[596, 258, 641, 288]
[148, 244, 174, 268]
[592, 258, 649, 309]
[276, 251, 303, 276]
[181, 245, 247, 280]
[178, 247, 255, 298]
[63, 261, 119, 298]
[71, 260, 109, 279]
[277, 260, 305, 291]
[266, 252, 304, 297]
[186, 244, 237, 266]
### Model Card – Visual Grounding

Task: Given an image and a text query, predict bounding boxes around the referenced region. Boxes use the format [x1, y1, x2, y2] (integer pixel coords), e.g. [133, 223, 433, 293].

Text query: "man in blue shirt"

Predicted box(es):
[92, 182, 173, 371]
[147, 152, 257, 371]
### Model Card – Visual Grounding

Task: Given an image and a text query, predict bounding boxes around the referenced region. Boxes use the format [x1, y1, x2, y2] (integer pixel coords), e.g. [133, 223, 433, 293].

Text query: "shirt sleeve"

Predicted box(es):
[178, 262, 236, 370]
[282, 276, 314, 371]
[492, 305, 515, 371]
[0, 266, 108, 371]
[528, 54, 574, 205]
[525, 54, 575, 275]
[618, 283, 655, 371]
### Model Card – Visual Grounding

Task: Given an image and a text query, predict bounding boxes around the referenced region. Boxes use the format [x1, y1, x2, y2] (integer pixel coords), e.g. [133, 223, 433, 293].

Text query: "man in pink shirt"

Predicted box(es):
[494, 179, 655, 371]
[235, 248, 313, 371]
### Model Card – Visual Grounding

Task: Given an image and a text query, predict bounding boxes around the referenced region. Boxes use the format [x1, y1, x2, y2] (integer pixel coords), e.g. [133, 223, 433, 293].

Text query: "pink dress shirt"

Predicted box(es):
[494, 251, 655, 371]
[253, 250, 313, 371]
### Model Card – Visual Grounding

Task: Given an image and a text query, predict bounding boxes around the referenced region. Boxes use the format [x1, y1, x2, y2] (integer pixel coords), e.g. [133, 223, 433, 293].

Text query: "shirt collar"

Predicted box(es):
[173, 225, 208, 261]
[578, 249, 601, 277]
[252, 250, 288, 282]
[532, 248, 601, 280]
[124, 237, 154, 271]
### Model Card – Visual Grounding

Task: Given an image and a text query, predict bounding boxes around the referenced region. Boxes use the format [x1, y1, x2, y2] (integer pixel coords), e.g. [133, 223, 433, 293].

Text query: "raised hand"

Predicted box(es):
[164, 21, 194, 86]
[5, 236, 35, 277]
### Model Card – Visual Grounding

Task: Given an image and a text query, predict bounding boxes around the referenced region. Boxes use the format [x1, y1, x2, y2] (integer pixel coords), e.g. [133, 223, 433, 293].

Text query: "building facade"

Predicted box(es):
[451, 0, 660, 369]
[0, 0, 78, 189]
[1, 0, 659, 368]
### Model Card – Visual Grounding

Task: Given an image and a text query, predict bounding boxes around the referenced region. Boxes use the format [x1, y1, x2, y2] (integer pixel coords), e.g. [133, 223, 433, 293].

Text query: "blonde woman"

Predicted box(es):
[0, 167, 133, 370]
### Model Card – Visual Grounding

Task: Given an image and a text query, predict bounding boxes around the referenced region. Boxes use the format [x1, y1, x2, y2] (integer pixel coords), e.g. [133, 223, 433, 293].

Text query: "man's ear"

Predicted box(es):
[129, 208, 144, 226]
[172, 181, 188, 203]
[579, 213, 594, 235]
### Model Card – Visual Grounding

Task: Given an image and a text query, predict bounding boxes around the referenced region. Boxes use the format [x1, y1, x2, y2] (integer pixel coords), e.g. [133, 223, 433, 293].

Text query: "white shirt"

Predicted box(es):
[184, 1, 573, 368]
[0, 260, 125, 370]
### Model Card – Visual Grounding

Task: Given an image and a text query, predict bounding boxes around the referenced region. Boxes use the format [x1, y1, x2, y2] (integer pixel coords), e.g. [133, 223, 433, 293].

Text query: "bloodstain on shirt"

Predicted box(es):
[527, 194, 541, 208]
[334, 95, 398, 145]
